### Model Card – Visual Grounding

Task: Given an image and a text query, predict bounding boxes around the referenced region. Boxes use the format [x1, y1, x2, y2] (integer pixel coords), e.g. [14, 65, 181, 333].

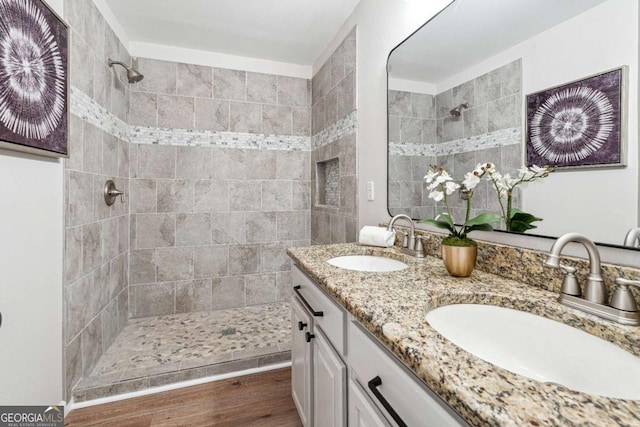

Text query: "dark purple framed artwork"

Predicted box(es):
[526, 67, 627, 169]
[0, 0, 69, 158]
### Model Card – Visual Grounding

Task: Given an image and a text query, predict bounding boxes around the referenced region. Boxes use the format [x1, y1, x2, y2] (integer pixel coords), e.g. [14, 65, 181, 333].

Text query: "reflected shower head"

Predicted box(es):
[108, 58, 144, 84]
[450, 103, 469, 117]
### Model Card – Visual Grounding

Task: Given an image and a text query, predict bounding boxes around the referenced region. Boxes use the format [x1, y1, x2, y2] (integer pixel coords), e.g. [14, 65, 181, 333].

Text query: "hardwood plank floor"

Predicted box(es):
[65, 368, 302, 427]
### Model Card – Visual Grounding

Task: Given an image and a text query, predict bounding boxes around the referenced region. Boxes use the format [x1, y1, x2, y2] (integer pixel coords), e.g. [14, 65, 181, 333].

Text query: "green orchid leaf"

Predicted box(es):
[508, 207, 524, 218]
[464, 213, 502, 226]
[434, 212, 455, 228]
[465, 223, 495, 234]
[509, 220, 538, 233]
[511, 212, 543, 223]
[419, 218, 455, 234]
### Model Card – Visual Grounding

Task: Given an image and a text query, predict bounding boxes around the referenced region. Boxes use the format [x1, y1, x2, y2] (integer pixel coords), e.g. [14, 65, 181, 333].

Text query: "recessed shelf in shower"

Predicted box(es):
[316, 158, 340, 208]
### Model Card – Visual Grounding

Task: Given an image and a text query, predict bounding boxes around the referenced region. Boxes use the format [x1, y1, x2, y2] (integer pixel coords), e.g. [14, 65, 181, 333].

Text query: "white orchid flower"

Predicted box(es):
[444, 181, 460, 195]
[473, 163, 489, 176]
[518, 166, 534, 180]
[424, 169, 437, 183]
[435, 170, 452, 183]
[429, 190, 444, 201]
[426, 181, 439, 191]
[488, 171, 502, 182]
[462, 171, 480, 190]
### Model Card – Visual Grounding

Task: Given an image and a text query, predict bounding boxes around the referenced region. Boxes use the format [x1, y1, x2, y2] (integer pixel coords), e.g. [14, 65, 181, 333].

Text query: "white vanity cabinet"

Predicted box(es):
[290, 264, 468, 427]
[312, 327, 347, 427]
[291, 265, 347, 427]
[349, 378, 392, 427]
[348, 321, 467, 427]
[291, 296, 313, 426]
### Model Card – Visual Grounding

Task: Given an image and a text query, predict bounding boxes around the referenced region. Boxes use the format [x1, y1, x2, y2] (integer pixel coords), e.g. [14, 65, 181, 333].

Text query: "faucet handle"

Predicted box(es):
[558, 264, 581, 297]
[610, 278, 640, 312]
[414, 236, 425, 258]
[401, 232, 409, 248]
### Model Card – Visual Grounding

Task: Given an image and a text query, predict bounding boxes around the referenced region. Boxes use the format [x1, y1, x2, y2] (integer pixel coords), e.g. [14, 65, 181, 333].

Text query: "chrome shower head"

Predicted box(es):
[108, 58, 144, 84]
[450, 103, 469, 117]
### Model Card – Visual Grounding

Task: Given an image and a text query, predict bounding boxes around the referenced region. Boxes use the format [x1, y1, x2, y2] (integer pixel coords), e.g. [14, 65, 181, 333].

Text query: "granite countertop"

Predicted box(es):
[287, 243, 640, 427]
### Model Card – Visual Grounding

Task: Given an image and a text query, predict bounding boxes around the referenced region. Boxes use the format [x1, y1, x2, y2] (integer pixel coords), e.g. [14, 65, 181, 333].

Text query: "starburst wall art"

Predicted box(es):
[0, 0, 68, 158]
[526, 67, 627, 169]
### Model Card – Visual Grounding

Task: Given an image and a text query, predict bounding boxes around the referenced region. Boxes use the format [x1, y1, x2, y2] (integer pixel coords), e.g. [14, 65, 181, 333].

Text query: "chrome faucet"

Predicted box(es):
[544, 232, 605, 303]
[623, 228, 640, 248]
[387, 214, 424, 258]
[544, 232, 640, 326]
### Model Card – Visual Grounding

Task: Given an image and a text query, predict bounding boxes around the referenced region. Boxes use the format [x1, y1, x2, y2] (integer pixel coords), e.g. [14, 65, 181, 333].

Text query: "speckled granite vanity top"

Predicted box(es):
[287, 243, 640, 427]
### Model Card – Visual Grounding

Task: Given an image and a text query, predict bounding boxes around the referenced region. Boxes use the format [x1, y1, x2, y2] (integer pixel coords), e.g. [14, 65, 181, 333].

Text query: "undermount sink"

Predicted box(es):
[326, 255, 408, 272]
[425, 304, 640, 400]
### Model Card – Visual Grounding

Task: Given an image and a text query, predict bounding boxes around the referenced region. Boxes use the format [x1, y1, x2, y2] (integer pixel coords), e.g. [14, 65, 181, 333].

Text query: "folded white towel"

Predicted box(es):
[358, 226, 395, 247]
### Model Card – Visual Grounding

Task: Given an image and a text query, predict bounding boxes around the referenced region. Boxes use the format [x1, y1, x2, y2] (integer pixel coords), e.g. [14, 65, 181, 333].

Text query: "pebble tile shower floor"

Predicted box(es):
[73, 303, 291, 402]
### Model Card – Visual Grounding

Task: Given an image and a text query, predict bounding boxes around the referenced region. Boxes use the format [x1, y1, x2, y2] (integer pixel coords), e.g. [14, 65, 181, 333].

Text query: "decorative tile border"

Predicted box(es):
[70, 86, 312, 151]
[312, 111, 358, 149]
[389, 127, 521, 156]
[70, 87, 130, 141]
[130, 126, 311, 151]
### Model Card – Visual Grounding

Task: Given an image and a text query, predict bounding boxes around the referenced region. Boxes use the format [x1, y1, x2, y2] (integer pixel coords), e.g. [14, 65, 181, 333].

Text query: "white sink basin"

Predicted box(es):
[426, 304, 640, 399]
[326, 255, 408, 272]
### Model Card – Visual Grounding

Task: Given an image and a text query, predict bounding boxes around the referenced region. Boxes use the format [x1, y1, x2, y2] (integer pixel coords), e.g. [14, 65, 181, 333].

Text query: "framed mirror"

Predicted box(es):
[387, 0, 639, 249]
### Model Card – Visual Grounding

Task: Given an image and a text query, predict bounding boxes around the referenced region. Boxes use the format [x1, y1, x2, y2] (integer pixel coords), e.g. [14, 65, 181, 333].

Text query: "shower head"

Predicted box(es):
[450, 103, 469, 117]
[108, 58, 144, 84]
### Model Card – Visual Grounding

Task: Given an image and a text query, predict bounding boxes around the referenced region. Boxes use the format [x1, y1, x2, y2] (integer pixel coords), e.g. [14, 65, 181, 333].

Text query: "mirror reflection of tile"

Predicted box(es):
[388, 60, 522, 221]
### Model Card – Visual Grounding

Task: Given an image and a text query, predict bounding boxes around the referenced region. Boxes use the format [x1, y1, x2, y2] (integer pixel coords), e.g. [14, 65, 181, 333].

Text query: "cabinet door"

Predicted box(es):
[312, 327, 346, 427]
[349, 379, 391, 427]
[349, 321, 467, 426]
[292, 297, 313, 427]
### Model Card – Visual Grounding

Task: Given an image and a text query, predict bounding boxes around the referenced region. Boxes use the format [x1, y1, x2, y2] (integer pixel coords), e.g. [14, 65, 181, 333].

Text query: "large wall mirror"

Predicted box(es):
[387, 0, 639, 249]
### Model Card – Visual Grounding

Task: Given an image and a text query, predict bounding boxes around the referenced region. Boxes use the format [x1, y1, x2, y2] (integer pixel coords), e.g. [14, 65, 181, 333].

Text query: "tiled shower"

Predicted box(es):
[63, 1, 357, 402]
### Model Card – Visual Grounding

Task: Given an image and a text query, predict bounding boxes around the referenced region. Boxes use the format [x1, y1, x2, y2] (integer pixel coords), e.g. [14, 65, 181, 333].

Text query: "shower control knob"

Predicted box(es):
[298, 321, 307, 331]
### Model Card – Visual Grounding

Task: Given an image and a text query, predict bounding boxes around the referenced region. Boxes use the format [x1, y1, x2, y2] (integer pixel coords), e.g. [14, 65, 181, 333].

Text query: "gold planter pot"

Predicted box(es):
[441, 244, 477, 277]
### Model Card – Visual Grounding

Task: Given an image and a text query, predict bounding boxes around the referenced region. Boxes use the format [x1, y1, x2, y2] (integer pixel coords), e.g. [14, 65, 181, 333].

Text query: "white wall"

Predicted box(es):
[521, 0, 638, 244]
[313, 0, 453, 232]
[0, 0, 64, 406]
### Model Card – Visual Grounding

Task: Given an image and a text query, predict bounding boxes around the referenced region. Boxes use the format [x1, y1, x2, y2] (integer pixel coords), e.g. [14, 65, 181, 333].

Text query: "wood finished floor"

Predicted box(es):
[65, 368, 302, 427]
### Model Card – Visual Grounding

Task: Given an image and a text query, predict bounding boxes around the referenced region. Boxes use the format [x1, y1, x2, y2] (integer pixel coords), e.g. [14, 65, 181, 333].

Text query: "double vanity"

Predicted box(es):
[287, 239, 640, 426]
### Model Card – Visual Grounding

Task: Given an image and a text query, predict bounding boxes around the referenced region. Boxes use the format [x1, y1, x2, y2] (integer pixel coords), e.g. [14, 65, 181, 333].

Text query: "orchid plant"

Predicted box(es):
[486, 164, 553, 232]
[419, 164, 501, 246]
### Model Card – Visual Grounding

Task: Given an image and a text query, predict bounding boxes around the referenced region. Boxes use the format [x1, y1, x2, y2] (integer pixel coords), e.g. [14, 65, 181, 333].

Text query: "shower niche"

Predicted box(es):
[316, 158, 341, 208]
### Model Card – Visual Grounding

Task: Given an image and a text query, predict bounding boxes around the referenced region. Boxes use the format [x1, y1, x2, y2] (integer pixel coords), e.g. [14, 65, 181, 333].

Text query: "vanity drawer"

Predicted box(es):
[349, 320, 467, 427]
[292, 265, 346, 356]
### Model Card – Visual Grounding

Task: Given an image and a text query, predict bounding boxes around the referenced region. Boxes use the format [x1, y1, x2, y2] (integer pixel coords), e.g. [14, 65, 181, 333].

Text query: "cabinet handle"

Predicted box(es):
[368, 376, 408, 427]
[298, 321, 308, 331]
[293, 285, 324, 317]
[305, 332, 315, 343]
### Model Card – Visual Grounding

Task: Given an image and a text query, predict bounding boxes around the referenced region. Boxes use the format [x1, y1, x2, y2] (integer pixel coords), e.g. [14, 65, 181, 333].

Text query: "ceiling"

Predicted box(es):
[104, 0, 360, 65]
[389, 0, 608, 84]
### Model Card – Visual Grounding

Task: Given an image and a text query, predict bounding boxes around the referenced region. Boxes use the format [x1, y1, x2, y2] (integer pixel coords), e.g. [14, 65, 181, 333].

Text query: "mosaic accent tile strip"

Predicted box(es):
[389, 127, 521, 156]
[312, 111, 358, 149]
[70, 86, 311, 151]
[74, 303, 291, 401]
[70, 86, 130, 141]
[130, 126, 311, 151]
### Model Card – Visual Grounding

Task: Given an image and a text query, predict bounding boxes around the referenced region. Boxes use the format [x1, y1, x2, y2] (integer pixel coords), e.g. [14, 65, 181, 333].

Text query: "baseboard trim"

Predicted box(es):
[66, 361, 291, 414]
